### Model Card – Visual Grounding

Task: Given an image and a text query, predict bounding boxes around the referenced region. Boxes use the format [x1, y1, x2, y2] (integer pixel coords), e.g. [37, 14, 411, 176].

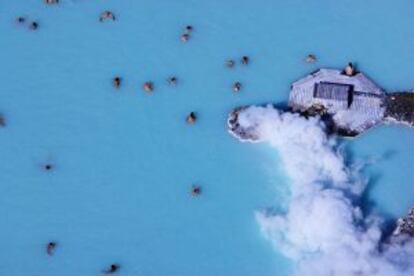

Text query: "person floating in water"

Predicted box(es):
[180, 24, 193, 42]
[167, 76, 177, 86]
[112, 77, 121, 89]
[29, 21, 39, 30]
[344, 62, 355, 76]
[225, 59, 235, 68]
[181, 33, 190, 42]
[46, 241, 57, 256]
[99, 11, 116, 22]
[232, 82, 242, 92]
[191, 185, 201, 196]
[44, 164, 53, 171]
[16, 16, 26, 24]
[186, 112, 197, 124]
[103, 264, 120, 274]
[143, 81, 154, 92]
[184, 25, 193, 34]
[241, 56, 249, 65]
[305, 54, 317, 63]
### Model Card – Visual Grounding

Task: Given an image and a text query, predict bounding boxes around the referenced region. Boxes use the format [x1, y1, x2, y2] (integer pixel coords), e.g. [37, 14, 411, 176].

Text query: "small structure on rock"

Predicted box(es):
[228, 67, 414, 140]
[289, 68, 386, 135]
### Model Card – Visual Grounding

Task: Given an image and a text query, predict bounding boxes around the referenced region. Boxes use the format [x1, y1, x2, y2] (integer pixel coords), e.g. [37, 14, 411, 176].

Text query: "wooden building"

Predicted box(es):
[289, 69, 386, 134]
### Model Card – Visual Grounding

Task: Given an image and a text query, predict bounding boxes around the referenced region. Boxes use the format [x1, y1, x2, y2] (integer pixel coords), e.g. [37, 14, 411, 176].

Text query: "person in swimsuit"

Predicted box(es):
[186, 112, 197, 124]
[100, 11, 116, 22]
[46, 242, 57, 255]
[143, 81, 154, 92]
[103, 264, 120, 274]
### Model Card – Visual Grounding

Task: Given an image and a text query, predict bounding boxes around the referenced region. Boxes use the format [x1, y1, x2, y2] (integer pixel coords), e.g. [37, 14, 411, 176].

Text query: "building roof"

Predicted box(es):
[314, 82, 352, 101]
[288, 68, 386, 134]
[291, 69, 385, 96]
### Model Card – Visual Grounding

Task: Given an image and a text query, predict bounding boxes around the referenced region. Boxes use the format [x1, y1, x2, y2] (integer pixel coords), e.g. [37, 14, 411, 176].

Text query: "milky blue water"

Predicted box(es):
[1, 0, 414, 275]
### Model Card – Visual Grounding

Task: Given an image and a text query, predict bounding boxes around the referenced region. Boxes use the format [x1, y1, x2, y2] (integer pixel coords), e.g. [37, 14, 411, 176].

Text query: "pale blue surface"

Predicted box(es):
[1, 0, 414, 275]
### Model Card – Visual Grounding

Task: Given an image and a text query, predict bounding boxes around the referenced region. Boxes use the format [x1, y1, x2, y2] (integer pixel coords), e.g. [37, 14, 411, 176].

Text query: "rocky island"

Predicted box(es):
[228, 68, 414, 140]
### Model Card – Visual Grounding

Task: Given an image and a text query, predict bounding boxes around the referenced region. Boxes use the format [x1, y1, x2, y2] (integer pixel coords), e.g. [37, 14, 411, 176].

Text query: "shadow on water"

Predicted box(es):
[360, 172, 383, 215]
[343, 142, 400, 239]
[359, 169, 402, 242]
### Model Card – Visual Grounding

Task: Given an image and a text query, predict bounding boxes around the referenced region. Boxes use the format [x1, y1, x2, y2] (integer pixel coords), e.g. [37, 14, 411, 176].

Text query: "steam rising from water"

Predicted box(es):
[236, 105, 414, 276]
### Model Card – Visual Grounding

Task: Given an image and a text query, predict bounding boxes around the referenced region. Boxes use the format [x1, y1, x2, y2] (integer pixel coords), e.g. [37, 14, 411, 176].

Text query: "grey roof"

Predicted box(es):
[288, 69, 386, 134]
[291, 69, 385, 96]
[313, 82, 352, 101]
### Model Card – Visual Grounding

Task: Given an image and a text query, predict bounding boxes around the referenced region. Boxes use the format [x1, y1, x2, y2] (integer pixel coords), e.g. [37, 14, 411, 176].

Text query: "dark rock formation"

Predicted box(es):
[385, 92, 414, 126]
[393, 207, 414, 237]
[227, 107, 261, 142]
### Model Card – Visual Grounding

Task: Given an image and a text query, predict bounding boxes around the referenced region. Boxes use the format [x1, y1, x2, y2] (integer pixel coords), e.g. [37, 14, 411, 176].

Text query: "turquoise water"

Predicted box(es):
[1, 0, 414, 275]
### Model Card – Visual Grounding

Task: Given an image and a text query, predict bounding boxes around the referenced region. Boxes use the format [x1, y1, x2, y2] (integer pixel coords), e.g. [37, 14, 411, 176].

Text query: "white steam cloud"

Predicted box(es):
[236, 105, 414, 276]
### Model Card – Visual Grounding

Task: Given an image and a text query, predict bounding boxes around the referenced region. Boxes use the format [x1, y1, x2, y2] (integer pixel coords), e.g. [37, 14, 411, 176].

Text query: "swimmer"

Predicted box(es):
[181, 33, 190, 42]
[186, 112, 197, 124]
[225, 59, 235, 68]
[232, 82, 242, 92]
[104, 264, 120, 274]
[191, 185, 201, 196]
[167, 76, 178, 86]
[185, 25, 193, 33]
[305, 54, 317, 63]
[112, 77, 121, 89]
[16, 17, 26, 24]
[29, 22, 39, 30]
[143, 81, 154, 92]
[344, 62, 354, 76]
[99, 11, 116, 22]
[44, 164, 53, 171]
[46, 242, 57, 255]
[241, 56, 249, 65]
[45, 0, 59, 4]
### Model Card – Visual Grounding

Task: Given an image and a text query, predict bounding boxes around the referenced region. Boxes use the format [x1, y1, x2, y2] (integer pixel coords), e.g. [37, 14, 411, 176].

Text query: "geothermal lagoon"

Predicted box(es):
[2, 1, 414, 275]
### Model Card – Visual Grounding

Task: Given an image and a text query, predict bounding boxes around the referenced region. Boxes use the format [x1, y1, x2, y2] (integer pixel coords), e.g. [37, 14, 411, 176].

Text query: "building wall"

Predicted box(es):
[313, 98, 349, 112]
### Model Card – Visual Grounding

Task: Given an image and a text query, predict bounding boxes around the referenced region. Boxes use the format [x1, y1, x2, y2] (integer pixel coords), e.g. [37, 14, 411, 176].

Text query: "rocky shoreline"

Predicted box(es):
[227, 106, 262, 142]
[393, 207, 414, 237]
[385, 92, 414, 127]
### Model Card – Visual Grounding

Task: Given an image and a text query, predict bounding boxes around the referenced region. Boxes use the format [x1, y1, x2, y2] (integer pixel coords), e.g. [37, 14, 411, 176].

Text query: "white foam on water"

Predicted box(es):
[236, 105, 414, 276]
